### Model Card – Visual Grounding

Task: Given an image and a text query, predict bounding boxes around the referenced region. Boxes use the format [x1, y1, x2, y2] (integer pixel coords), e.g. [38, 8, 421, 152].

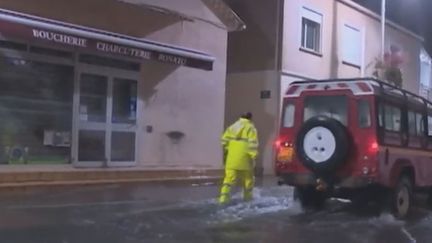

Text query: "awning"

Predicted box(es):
[117, 0, 246, 32]
[0, 8, 215, 70]
[200, 0, 246, 31]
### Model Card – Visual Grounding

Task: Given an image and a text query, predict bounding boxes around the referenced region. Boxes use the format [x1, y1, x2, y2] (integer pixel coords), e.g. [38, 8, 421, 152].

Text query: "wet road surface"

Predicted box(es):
[0, 178, 430, 243]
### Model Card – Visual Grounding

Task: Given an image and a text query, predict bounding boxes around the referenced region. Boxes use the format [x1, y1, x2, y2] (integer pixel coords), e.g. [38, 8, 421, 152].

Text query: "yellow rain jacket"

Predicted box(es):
[221, 118, 259, 171]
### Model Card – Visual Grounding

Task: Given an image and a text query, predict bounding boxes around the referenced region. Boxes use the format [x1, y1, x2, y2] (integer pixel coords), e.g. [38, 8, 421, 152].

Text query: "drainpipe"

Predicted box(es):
[381, 0, 386, 60]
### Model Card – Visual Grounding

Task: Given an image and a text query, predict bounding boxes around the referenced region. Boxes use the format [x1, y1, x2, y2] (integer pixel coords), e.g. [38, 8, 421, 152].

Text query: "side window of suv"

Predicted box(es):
[408, 111, 416, 136]
[358, 100, 371, 128]
[416, 113, 424, 136]
[378, 103, 384, 127]
[383, 104, 401, 132]
[428, 116, 432, 136]
[408, 111, 425, 136]
[283, 103, 295, 128]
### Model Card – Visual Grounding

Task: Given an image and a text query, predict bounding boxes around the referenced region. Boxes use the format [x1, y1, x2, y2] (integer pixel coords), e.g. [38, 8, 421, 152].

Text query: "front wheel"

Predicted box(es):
[391, 176, 413, 219]
[294, 186, 327, 210]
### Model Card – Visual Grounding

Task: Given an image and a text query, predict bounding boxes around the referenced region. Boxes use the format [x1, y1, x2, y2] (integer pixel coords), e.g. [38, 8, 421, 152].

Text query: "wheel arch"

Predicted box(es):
[389, 159, 415, 188]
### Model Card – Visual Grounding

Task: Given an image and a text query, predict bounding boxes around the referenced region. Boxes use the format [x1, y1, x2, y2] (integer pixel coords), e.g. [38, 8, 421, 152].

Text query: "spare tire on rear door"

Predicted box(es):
[295, 116, 350, 174]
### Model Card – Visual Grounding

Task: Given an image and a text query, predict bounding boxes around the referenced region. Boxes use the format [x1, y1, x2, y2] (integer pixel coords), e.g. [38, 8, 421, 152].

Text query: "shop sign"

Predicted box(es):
[0, 20, 212, 70]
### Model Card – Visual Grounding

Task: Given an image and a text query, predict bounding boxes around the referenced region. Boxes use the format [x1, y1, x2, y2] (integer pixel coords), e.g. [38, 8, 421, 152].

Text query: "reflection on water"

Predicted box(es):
[2, 184, 432, 243]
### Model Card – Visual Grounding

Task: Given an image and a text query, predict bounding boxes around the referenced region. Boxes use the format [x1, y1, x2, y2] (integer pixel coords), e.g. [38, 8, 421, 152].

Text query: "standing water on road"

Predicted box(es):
[0, 182, 431, 243]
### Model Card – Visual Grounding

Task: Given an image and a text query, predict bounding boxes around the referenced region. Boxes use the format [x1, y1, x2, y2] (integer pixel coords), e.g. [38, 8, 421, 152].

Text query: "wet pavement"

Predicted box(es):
[0, 178, 430, 243]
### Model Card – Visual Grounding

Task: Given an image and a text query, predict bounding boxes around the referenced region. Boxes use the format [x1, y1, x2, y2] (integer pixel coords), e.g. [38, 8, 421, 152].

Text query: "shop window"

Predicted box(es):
[79, 54, 140, 71]
[0, 40, 27, 51]
[301, 7, 322, 53]
[79, 74, 108, 123]
[78, 130, 105, 161]
[112, 78, 137, 124]
[111, 132, 135, 161]
[0, 57, 73, 165]
[30, 46, 73, 59]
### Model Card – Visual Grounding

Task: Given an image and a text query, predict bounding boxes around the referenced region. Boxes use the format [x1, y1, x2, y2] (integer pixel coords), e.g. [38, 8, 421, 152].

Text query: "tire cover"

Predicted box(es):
[295, 116, 350, 174]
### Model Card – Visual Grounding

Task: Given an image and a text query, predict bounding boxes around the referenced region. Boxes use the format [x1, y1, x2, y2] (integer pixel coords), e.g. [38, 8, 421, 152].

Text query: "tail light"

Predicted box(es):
[275, 140, 292, 149]
[368, 141, 379, 154]
[282, 141, 292, 148]
[274, 139, 282, 149]
[360, 139, 379, 176]
[275, 138, 294, 163]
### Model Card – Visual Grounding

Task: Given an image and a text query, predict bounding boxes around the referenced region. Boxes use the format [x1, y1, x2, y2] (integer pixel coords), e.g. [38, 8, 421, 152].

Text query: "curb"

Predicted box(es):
[0, 176, 222, 189]
[0, 168, 224, 191]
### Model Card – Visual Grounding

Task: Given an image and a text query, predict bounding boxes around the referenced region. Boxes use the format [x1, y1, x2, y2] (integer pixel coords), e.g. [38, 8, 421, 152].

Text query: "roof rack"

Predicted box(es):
[291, 77, 432, 108]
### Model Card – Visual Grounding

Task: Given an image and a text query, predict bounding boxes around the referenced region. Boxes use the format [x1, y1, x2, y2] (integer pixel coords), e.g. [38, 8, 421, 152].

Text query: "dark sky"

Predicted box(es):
[353, 0, 432, 52]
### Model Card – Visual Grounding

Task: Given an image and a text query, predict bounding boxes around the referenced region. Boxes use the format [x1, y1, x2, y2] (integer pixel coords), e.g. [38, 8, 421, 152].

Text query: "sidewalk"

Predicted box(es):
[0, 164, 223, 190]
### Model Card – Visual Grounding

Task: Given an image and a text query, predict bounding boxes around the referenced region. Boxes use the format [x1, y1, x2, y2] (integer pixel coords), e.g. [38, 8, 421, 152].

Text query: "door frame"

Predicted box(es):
[72, 63, 140, 168]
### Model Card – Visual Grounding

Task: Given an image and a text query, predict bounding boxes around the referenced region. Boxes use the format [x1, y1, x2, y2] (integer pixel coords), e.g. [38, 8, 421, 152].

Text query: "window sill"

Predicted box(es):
[342, 61, 361, 69]
[299, 47, 322, 57]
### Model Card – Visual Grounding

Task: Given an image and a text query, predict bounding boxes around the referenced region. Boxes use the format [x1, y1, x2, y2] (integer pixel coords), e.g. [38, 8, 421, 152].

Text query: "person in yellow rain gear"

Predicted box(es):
[219, 112, 259, 204]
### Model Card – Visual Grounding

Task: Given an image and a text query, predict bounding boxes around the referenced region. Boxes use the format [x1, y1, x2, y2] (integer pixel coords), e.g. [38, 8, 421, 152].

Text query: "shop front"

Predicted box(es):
[0, 9, 214, 167]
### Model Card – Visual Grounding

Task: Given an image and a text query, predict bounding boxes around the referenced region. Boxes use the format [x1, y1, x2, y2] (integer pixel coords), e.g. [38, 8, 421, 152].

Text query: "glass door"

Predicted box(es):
[73, 66, 138, 167]
[74, 72, 108, 167]
[109, 77, 138, 167]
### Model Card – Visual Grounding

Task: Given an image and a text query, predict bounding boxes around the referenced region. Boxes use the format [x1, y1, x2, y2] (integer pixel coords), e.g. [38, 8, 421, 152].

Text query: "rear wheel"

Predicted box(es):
[294, 187, 327, 210]
[391, 176, 413, 219]
[426, 189, 432, 207]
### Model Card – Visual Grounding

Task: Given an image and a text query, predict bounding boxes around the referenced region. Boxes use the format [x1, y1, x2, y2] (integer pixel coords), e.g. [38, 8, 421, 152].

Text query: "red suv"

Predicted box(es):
[275, 78, 432, 218]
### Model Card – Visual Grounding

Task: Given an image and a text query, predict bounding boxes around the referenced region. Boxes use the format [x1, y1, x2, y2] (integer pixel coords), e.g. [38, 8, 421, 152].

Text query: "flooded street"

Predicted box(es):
[0, 179, 430, 243]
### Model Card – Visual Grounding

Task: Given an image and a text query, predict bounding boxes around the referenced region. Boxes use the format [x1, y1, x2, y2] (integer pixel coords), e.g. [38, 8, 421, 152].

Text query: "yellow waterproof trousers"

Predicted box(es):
[218, 169, 254, 204]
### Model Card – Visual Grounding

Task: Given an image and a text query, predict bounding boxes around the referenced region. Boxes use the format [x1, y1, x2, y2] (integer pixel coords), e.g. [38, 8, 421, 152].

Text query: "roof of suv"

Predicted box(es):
[285, 78, 431, 108]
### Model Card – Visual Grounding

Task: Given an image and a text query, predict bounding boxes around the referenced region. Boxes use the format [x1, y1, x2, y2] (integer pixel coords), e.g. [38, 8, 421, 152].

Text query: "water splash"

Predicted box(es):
[369, 213, 404, 227]
[209, 186, 301, 223]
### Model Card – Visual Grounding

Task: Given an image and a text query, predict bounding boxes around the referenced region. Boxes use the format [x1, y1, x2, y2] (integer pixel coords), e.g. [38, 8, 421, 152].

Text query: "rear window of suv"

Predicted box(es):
[304, 95, 348, 125]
